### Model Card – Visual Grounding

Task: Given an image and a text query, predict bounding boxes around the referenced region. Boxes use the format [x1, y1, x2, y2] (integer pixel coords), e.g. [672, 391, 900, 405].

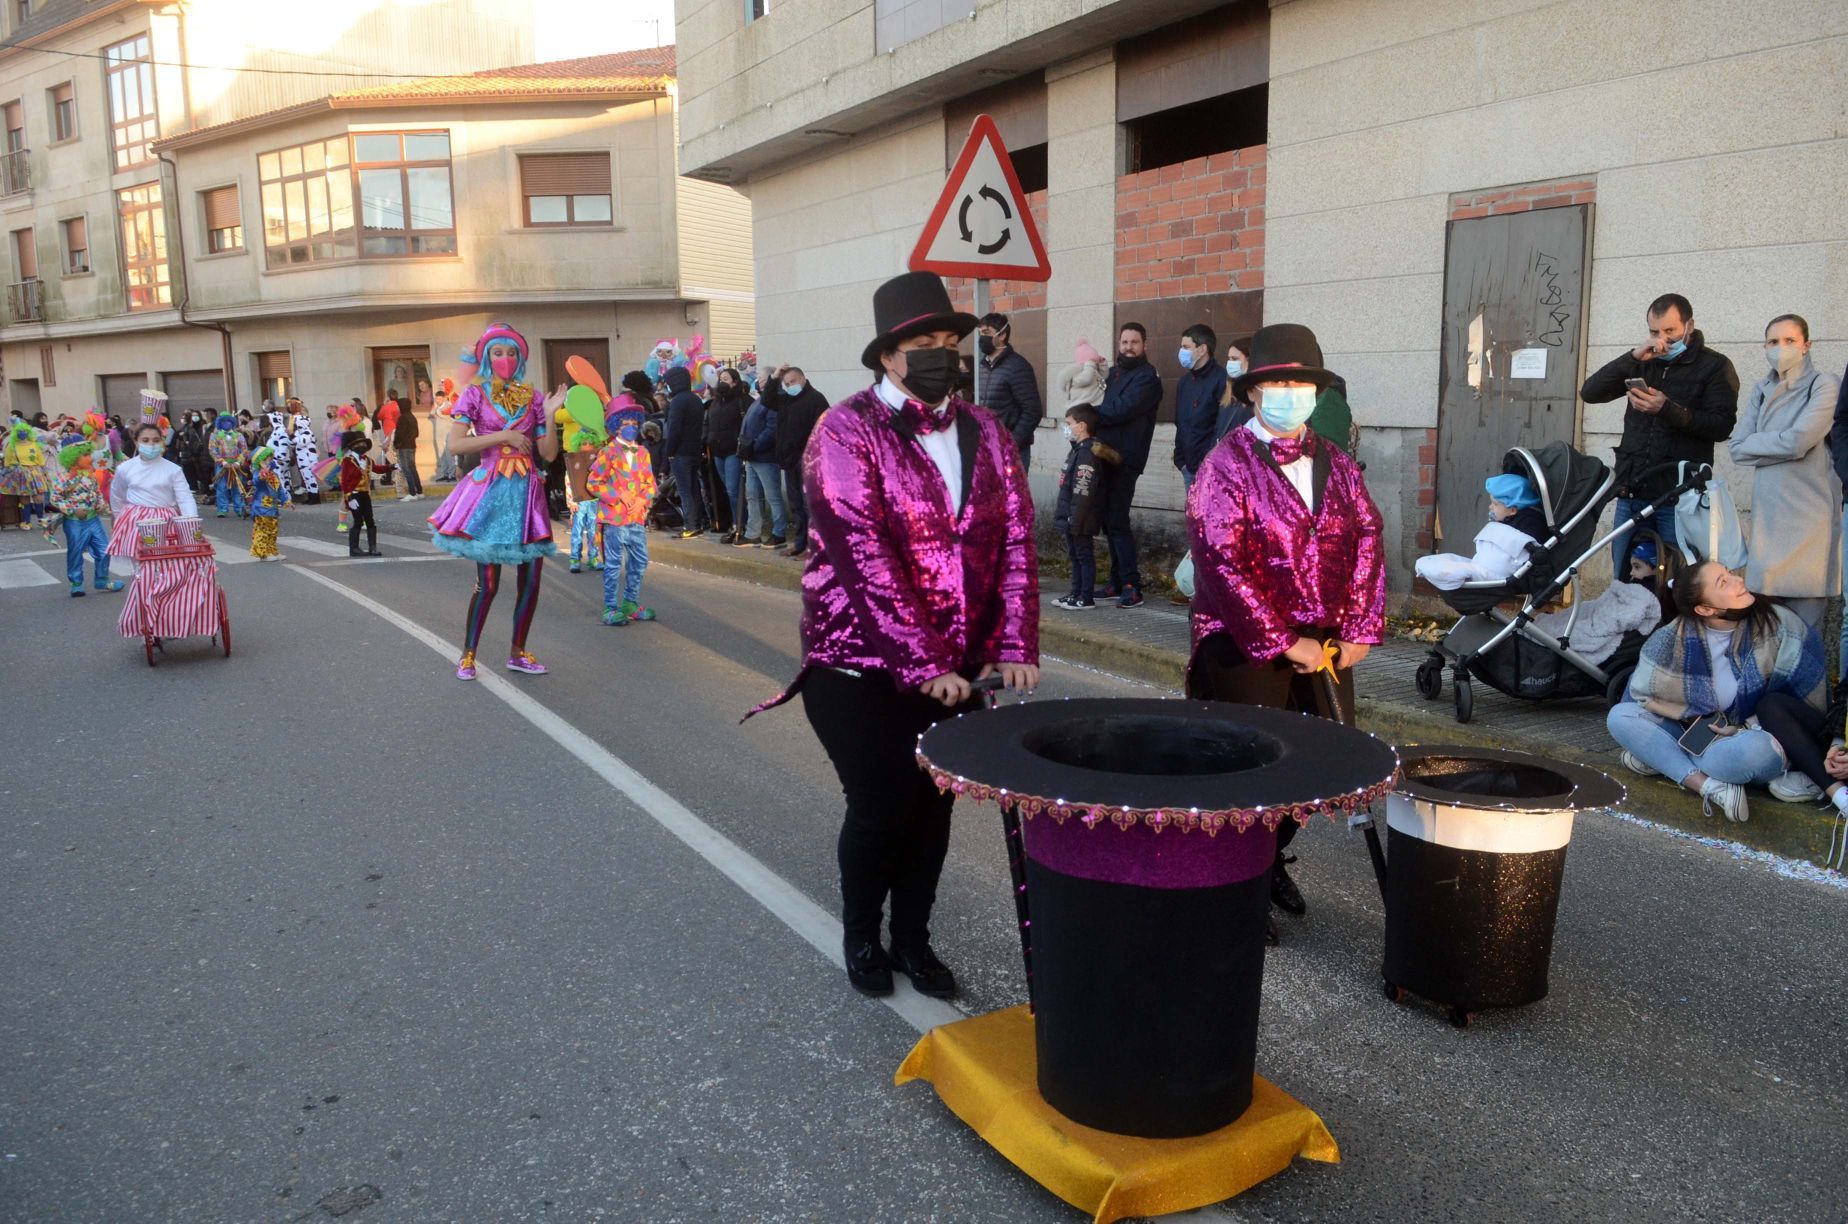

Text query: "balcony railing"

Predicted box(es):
[8, 278, 43, 323]
[0, 148, 29, 197]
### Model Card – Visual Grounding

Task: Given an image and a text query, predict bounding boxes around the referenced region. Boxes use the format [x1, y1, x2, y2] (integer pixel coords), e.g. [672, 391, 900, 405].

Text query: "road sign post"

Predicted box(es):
[909, 114, 1051, 407]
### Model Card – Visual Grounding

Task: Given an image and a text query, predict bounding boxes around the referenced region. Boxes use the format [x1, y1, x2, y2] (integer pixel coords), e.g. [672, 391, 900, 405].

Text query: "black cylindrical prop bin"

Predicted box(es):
[917, 699, 1400, 1138]
[1375, 747, 1622, 1020]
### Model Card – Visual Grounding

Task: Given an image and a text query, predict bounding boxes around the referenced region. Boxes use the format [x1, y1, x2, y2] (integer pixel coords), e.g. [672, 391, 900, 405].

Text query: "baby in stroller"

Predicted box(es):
[1413, 474, 1547, 590]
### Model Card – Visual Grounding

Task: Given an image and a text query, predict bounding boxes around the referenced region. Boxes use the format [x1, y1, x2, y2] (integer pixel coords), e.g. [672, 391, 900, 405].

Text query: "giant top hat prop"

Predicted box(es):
[906, 697, 1397, 1218]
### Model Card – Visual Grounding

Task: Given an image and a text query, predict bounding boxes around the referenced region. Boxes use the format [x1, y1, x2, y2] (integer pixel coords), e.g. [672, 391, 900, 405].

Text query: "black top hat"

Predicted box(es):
[1232, 323, 1338, 399]
[860, 271, 979, 371]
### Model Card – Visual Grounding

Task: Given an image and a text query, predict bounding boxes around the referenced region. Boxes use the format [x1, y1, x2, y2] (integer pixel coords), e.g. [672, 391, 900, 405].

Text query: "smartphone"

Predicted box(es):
[1677, 717, 1722, 755]
[1624, 377, 1648, 393]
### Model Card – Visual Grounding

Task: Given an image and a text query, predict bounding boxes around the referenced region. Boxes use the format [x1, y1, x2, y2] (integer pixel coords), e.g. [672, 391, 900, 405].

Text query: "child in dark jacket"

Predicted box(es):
[1051, 404, 1118, 610]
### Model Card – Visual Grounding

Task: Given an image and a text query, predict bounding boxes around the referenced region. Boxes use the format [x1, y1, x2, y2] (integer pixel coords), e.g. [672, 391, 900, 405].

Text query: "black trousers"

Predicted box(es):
[803, 667, 980, 950]
[1755, 692, 1833, 793]
[1101, 468, 1141, 592]
[1186, 630, 1355, 856]
[347, 491, 376, 553]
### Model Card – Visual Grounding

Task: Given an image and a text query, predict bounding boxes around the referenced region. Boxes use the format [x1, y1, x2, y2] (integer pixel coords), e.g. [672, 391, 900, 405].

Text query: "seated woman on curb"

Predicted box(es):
[1754, 672, 1848, 818]
[1607, 560, 1825, 823]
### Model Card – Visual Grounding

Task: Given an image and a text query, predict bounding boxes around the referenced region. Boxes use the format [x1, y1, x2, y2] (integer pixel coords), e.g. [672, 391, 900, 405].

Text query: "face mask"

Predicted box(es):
[1765, 345, 1803, 375]
[1061, 423, 1074, 442]
[1661, 336, 1688, 360]
[137, 442, 162, 460]
[489, 353, 519, 380]
[619, 424, 640, 444]
[978, 334, 997, 357]
[1226, 358, 1246, 379]
[1177, 347, 1195, 371]
[783, 381, 804, 396]
[1257, 385, 1318, 434]
[896, 347, 958, 405]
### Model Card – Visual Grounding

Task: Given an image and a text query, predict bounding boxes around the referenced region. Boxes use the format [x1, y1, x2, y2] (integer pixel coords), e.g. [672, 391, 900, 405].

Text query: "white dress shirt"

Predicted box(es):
[110, 454, 196, 516]
[878, 374, 963, 515]
[1247, 416, 1312, 507]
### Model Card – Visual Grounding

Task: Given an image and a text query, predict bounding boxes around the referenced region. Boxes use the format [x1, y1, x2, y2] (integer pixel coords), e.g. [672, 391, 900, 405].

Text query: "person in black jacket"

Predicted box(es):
[662, 366, 708, 538]
[977, 312, 1043, 463]
[773, 366, 828, 558]
[1094, 322, 1162, 607]
[1051, 404, 1118, 610]
[704, 367, 748, 543]
[1581, 293, 1739, 574]
[1172, 322, 1227, 492]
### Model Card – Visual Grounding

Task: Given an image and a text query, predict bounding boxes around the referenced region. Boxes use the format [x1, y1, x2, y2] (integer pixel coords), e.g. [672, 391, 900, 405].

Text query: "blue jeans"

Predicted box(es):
[1611, 495, 1678, 576]
[601, 523, 648, 609]
[746, 461, 786, 540]
[63, 516, 109, 586]
[783, 465, 809, 551]
[1066, 533, 1095, 601]
[714, 453, 743, 532]
[669, 456, 705, 531]
[214, 470, 246, 516]
[1103, 469, 1141, 591]
[1605, 701, 1786, 786]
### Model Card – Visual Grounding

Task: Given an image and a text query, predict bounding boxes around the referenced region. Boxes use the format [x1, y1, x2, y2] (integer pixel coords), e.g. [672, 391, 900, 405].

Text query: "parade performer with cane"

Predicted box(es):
[209, 413, 250, 519]
[427, 323, 560, 681]
[748, 271, 1039, 999]
[1185, 323, 1386, 941]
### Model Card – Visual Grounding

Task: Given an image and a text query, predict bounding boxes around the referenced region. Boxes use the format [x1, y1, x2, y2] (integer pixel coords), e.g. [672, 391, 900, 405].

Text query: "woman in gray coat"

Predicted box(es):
[1728, 313, 1841, 630]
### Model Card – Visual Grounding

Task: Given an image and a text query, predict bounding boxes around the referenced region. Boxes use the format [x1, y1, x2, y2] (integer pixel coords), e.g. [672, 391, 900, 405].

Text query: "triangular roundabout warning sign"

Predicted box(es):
[909, 114, 1051, 282]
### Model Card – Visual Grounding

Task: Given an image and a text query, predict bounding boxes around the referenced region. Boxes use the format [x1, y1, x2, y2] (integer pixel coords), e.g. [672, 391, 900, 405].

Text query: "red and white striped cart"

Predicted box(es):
[113, 511, 230, 666]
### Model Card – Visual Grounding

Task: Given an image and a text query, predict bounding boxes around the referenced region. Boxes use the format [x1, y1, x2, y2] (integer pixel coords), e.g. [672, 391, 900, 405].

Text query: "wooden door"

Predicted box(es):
[542, 338, 610, 396]
[1435, 205, 1590, 546]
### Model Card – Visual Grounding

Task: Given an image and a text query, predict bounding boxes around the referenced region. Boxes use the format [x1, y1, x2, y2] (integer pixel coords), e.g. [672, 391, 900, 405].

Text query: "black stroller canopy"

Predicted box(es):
[1504, 441, 1608, 536]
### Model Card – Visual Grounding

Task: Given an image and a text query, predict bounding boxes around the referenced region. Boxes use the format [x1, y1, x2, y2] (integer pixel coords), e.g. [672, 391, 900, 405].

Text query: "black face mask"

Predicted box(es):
[897, 347, 958, 405]
[977, 333, 1000, 357]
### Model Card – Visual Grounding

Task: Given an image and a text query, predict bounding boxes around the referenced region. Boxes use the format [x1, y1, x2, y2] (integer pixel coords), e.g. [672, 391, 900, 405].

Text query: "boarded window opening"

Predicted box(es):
[1124, 85, 1266, 175]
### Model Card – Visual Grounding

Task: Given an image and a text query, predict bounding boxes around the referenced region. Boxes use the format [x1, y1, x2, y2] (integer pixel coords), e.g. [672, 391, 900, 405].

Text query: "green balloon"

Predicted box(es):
[565, 384, 605, 433]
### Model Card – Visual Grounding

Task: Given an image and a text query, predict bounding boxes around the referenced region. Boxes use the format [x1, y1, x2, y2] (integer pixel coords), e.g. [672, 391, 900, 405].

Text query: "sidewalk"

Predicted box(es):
[644, 529, 1846, 869]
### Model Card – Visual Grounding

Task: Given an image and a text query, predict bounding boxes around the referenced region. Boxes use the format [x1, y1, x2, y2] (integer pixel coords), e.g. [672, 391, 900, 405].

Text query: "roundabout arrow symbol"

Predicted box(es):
[978, 184, 1012, 220]
[977, 227, 1012, 255]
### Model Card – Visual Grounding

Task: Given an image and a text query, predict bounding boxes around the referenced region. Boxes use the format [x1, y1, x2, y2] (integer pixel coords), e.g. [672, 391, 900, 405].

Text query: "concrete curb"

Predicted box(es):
[650, 535, 1844, 869]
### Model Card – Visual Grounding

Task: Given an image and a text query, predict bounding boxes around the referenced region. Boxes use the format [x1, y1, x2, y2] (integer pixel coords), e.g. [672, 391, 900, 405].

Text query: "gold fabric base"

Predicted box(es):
[895, 1005, 1338, 1223]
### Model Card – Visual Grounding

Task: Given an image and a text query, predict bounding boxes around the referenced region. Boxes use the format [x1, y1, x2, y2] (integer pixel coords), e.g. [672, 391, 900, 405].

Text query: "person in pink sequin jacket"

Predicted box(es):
[762, 271, 1040, 1002]
[1186, 323, 1386, 940]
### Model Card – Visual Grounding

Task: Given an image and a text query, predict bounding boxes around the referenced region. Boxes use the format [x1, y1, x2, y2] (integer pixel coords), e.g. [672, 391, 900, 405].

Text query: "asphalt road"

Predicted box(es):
[2, 500, 1844, 1222]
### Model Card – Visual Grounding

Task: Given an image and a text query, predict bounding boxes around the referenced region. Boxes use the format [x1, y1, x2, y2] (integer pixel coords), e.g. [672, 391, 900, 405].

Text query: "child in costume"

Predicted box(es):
[1050, 404, 1118, 611]
[1412, 473, 1547, 591]
[560, 378, 609, 574]
[427, 322, 561, 680]
[339, 431, 387, 557]
[586, 389, 657, 625]
[249, 446, 291, 560]
[1, 418, 49, 530]
[49, 442, 121, 596]
[208, 413, 251, 519]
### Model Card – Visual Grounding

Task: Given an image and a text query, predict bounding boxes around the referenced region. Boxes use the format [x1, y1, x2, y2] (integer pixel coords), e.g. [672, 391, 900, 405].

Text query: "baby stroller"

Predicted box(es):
[1414, 442, 1708, 723]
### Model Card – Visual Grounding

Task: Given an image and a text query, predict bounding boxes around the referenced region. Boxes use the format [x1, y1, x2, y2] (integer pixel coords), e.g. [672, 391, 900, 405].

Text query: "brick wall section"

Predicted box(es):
[945, 189, 1050, 314]
[1115, 145, 1266, 303]
[1449, 176, 1596, 220]
[1415, 427, 1438, 549]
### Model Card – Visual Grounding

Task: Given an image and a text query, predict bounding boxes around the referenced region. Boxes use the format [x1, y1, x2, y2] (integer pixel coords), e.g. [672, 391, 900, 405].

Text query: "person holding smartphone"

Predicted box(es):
[1607, 560, 1824, 822]
[1582, 293, 1740, 575]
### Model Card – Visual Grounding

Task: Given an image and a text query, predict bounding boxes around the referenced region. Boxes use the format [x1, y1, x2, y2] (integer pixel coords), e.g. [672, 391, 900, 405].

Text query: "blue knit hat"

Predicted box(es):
[1485, 473, 1539, 510]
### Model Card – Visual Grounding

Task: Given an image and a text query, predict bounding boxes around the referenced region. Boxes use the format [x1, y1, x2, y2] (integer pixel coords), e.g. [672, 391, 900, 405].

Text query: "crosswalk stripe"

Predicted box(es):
[0, 558, 61, 588]
[279, 534, 354, 557]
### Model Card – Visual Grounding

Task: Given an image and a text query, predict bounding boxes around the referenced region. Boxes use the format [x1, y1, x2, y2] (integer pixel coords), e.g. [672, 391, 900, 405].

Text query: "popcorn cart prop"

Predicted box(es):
[900, 698, 1400, 1222]
[121, 514, 230, 666]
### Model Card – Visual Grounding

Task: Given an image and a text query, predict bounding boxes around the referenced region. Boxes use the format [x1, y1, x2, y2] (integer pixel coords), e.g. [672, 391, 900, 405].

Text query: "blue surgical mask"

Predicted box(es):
[784, 382, 804, 396]
[1226, 358, 1246, 379]
[1662, 336, 1688, 360]
[137, 442, 162, 460]
[1177, 347, 1196, 371]
[1257, 385, 1318, 434]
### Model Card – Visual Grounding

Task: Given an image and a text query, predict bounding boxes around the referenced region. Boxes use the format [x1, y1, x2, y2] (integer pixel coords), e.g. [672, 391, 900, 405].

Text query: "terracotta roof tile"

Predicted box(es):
[331, 47, 675, 102]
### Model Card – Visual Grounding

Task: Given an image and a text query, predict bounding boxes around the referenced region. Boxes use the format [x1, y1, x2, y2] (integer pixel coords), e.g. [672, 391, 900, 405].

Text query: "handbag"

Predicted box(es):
[1672, 461, 1748, 569]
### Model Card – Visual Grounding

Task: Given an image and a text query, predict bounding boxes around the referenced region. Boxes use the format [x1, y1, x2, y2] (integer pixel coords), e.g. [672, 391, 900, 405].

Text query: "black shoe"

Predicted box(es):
[844, 938, 893, 997]
[1271, 856, 1307, 916]
[889, 942, 957, 998]
[1265, 916, 1280, 946]
[366, 549, 382, 557]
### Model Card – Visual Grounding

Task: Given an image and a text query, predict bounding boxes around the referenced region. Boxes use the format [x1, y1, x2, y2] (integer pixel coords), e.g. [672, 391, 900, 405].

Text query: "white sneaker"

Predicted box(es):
[1768, 770, 1823, 803]
[1699, 777, 1750, 823]
[1620, 751, 1660, 778]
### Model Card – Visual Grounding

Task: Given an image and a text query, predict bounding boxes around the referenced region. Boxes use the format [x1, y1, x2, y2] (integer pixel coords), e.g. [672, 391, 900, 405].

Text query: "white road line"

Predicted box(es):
[286, 563, 964, 1035]
[0, 558, 61, 588]
[278, 534, 358, 557]
[303, 553, 460, 569]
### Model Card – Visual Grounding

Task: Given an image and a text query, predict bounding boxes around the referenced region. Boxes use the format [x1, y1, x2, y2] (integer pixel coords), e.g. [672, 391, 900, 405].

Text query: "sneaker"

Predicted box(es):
[94, 579, 123, 593]
[760, 536, 786, 550]
[727, 533, 753, 547]
[1051, 595, 1076, 610]
[844, 938, 893, 997]
[216, 511, 226, 518]
[601, 606, 630, 626]
[1073, 597, 1097, 609]
[1620, 751, 1660, 778]
[677, 528, 703, 540]
[506, 651, 548, 675]
[569, 563, 581, 573]
[1699, 777, 1750, 823]
[888, 942, 957, 999]
[1769, 770, 1823, 803]
[69, 583, 84, 598]
[455, 651, 478, 681]
[1117, 584, 1144, 608]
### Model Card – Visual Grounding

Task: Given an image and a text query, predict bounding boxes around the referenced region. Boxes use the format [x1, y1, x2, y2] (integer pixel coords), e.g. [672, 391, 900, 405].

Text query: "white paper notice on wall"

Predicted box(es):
[1510, 348, 1549, 380]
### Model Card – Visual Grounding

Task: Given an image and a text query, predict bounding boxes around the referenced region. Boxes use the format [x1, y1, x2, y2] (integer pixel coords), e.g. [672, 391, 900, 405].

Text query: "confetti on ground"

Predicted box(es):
[1604, 810, 1848, 890]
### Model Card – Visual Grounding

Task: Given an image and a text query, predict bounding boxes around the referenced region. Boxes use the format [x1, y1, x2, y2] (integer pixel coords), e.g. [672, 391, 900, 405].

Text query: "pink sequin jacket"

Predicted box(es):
[1188, 426, 1386, 662]
[769, 388, 1038, 703]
